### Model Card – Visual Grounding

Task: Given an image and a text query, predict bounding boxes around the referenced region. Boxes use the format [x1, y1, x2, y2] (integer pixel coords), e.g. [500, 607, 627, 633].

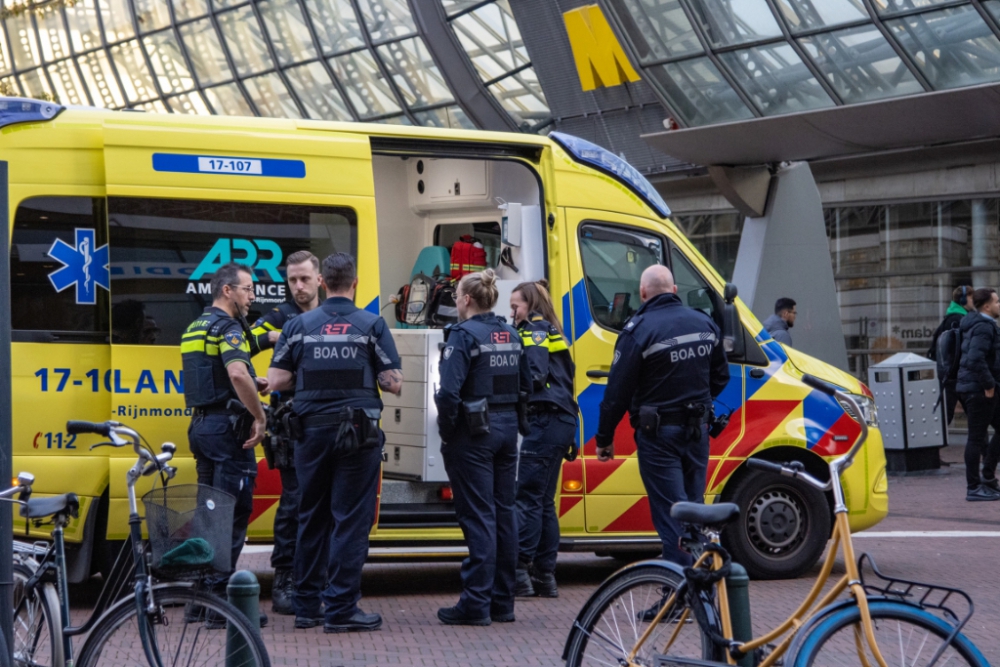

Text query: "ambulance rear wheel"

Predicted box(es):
[722, 469, 830, 580]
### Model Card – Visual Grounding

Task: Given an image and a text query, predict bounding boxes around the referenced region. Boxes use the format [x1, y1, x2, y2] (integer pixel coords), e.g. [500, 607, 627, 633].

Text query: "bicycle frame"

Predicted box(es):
[636, 384, 892, 667]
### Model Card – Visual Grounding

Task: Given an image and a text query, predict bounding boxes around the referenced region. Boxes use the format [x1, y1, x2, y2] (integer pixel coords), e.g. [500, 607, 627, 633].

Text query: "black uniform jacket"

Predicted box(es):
[595, 292, 729, 448]
[518, 313, 577, 417]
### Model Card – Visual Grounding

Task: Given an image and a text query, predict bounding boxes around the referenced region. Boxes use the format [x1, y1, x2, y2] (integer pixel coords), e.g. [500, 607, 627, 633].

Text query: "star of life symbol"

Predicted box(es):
[47, 228, 110, 305]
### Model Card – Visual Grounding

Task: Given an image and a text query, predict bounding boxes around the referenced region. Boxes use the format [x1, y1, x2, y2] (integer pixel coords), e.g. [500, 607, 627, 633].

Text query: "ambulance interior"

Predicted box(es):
[371, 154, 545, 508]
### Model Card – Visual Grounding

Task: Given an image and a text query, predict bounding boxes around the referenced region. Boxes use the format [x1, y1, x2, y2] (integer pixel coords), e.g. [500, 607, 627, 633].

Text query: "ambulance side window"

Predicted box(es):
[579, 224, 664, 331]
[668, 247, 718, 321]
[10, 196, 110, 341]
[107, 198, 357, 346]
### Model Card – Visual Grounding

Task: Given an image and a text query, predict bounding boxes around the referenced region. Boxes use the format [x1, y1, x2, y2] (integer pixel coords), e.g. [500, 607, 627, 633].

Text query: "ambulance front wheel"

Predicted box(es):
[721, 469, 831, 580]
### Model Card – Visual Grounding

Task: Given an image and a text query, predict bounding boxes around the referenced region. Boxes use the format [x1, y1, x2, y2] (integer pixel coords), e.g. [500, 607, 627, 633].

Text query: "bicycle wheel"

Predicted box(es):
[77, 584, 270, 667]
[565, 563, 721, 667]
[791, 600, 989, 667]
[12, 557, 63, 667]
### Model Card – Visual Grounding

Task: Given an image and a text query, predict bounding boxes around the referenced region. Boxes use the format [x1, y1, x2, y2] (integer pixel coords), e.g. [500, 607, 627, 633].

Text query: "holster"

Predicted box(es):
[708, 409, 730, 439]
[226, 399, 254, 443]
[266, 396, 296, 469]
[638, 405, 660, 436]
[684, 402, 708, 440]
[288, 414, 304, 440]
[462, 398, 491, 436]
[333, 407, 382, 455]
[516, 392, 530, 436]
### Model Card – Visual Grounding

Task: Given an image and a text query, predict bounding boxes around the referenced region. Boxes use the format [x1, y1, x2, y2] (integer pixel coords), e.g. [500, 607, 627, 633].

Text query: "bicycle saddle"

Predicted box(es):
[670, 501, 739, 528]
[21, 493, 79, 520]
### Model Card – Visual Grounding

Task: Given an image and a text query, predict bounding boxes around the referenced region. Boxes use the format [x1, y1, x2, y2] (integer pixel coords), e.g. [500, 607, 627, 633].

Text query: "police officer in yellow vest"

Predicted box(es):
[182, 261, 268, 622]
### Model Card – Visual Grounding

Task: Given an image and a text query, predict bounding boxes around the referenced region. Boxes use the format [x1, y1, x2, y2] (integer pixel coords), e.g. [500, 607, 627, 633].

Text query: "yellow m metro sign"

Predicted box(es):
[563, 4, 641, 92]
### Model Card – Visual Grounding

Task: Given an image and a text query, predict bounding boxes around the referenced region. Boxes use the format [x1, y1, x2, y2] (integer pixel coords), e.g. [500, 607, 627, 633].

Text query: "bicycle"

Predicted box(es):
[563, 375, 989, 667]
[9, 420, 270, 667]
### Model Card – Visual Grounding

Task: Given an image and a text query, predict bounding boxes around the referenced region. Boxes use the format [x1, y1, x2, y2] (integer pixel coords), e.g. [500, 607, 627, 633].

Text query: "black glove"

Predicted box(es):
[564, 442, 579, 462]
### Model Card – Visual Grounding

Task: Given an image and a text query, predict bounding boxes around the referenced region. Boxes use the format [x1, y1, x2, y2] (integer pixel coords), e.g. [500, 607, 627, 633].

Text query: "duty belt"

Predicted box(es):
[193, 404, 233, 416]
[527, 403, 565, 415]
[299, 412, 347, 429]
[657, 409, 707, 426]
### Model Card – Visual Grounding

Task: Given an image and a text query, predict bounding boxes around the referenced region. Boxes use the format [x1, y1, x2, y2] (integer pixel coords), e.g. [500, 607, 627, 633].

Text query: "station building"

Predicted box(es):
[3, 0, 999, 378]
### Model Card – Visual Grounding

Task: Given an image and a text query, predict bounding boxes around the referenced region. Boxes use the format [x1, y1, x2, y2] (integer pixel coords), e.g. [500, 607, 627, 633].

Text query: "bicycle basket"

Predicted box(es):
[142, 484, 235, 579]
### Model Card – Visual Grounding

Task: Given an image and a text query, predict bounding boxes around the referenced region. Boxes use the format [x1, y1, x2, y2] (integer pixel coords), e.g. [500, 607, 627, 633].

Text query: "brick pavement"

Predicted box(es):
[71, 445, 1000, 665]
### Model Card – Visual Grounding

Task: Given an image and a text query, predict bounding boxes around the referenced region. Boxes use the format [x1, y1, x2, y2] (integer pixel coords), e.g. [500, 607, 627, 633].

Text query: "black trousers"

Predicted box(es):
[943, 384, 964, 425]
[270, 464, 300, 572]
[961, 391, 1000, 489]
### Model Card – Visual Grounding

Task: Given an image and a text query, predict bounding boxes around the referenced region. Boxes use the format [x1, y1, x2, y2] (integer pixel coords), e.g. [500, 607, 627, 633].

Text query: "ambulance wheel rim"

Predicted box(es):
[746, 488, 804, 553]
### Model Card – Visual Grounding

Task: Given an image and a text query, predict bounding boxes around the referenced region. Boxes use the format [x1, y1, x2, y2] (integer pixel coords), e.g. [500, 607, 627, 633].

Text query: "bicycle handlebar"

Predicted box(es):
[746, 458, 831, 492]
[66, 420, 111, 436]
[801, 374, 837, 396]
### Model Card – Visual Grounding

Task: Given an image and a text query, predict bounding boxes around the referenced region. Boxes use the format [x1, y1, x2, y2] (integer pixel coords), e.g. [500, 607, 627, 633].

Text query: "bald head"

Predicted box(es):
[639, 265, 676, 302]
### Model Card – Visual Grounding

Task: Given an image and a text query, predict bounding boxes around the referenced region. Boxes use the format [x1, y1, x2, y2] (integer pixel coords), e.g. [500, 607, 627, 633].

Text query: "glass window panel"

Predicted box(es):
[303, 0, 365, 54]
[100, 0, 136, 42]
[719, 43, 834, 115]
[108, 197, 356, 345]
[689, 0, 783, 48]
[243, 72, 302, 118]
[606, 0, 703, 62]
[133, 0, 172, 33]
[579, 223, 665, 331]
[218, 6, 272, 77]
[259, 0, 317, 66]
[9, 14, 43, 70]
[11, 197, 109, 335]
[47, 61, 88, 106]
[871, 0, 954, 15]
[174, 0, 209, 21]
[674, 212, 744, 281]
[0, 28, 12, 75]
[135, 99, 169, 112]
[487, 69, 551, 129]
[888, 6, 1000, 89]
[413, 105, 476, 129]
[36, 7, 73, 63]
[774, 0, 870, 33]
[377, 38, 452, 108]
[167, 91, 212, 114]
[65, 0, 104, 53]
[16, 70, 53, 102]
[799, 25, 922, 103]
[110, 40, 156, 102]
[203, 83, 254, 116]
[213, 0, 244, 7]
[79, 51, 126, 107]
[443, 0, 489, 17]
[144, 31, 195, 94]
[647, 57, 755, 126]
[330, 51, 401, 117]
[373, 115, 412, 125]
[987, 0, 1000, 24]
[0, 77, 20, 97]
[179, 19, 231, 85]
[355, 0, 417, 43]
[452, 2, 529, 79]
[284, 61, 353, 120]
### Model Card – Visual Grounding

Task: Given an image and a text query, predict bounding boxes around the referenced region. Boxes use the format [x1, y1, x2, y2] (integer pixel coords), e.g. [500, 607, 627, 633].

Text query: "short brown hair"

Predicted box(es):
[322, 252, 357, 292]
[953, 285, 973, 304]
[458, 269, 498, 311]
[973, 288, 997, 310]
[286, 250, 319, 272]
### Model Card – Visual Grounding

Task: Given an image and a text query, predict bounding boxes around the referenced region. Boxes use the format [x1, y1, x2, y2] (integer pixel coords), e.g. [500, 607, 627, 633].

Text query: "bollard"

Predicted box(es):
[726, 563, 754, 667]
[226, 570, 260, 667]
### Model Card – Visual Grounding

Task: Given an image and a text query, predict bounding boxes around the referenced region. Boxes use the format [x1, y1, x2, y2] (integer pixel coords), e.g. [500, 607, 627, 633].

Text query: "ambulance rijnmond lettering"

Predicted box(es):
[115, 405, 193, 418]
[33, 368, 183, 394]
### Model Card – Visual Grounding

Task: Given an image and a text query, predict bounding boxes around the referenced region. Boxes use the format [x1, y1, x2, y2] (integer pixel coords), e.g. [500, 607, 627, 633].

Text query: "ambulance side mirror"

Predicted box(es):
[722, 283, 745, 358]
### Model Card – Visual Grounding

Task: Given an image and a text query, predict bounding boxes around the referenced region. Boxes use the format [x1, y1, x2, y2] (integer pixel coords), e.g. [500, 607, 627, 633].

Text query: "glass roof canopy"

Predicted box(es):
[603, 0, 1000, 128]
[0, 0, 549, 131]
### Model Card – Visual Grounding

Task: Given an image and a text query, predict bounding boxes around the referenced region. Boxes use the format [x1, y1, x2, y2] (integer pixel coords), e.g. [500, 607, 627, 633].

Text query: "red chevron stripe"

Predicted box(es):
[584, 415, 635, 456]
[812, 413, 862, 457]
[559, 496, 583, 517]
[254, 460, 282, 496]
[728, 400, 801, 459]
[250, 497, 278, 525]
[602, 497, 654, 532]
[585, 458, 626, 493]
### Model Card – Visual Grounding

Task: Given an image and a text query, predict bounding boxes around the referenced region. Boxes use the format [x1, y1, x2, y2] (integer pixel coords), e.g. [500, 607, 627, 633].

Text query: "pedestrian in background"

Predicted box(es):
[435, 269, 530, 626]
[509, 280, 577, 599]
[928, 285, 973, 425]
[595, 266, 729, 566]
[267, 253, 403, 632]
[763, 297, 796, 346]
[957, 287, 1000, 502]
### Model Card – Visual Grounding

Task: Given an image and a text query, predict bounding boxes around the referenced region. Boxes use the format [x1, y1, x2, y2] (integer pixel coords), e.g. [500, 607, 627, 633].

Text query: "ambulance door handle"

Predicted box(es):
[586, 370, 610, 379]
[749, 368, 765, 379]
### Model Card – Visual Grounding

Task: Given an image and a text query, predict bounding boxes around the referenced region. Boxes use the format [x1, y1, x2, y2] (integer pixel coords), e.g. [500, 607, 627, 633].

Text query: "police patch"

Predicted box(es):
[531, 331, 546, 345]
[443, 346, 454, 360]
[224, 331, 244, 349]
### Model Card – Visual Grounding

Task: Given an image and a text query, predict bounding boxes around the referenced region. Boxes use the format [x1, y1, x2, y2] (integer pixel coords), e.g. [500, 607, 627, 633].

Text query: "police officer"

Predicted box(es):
[595, 265, 729, 566]
[509, 279, 577, 599]
[248, 250, 323, 616]
[436, 269, 530, 626]
[182, 261, 268, 623]
[267, 253, 402, 633]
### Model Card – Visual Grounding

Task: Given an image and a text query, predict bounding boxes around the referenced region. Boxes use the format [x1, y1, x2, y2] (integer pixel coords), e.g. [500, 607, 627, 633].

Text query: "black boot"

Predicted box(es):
[272, 569, 295, 616]
[530, 569, 558, 598]
[515, 567, 536, 597]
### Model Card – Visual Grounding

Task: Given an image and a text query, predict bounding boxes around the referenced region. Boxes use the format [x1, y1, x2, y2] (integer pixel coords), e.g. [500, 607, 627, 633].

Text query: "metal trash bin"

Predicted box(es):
[868, 352, 943, 472]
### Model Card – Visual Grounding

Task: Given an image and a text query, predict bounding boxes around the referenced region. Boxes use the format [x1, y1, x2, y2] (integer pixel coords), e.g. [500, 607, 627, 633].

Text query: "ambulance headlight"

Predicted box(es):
[837, 394, 878, 427]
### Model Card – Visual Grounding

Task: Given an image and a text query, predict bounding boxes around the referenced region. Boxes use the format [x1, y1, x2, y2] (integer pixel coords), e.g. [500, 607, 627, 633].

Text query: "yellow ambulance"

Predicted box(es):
[3, 98, 887, 581]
